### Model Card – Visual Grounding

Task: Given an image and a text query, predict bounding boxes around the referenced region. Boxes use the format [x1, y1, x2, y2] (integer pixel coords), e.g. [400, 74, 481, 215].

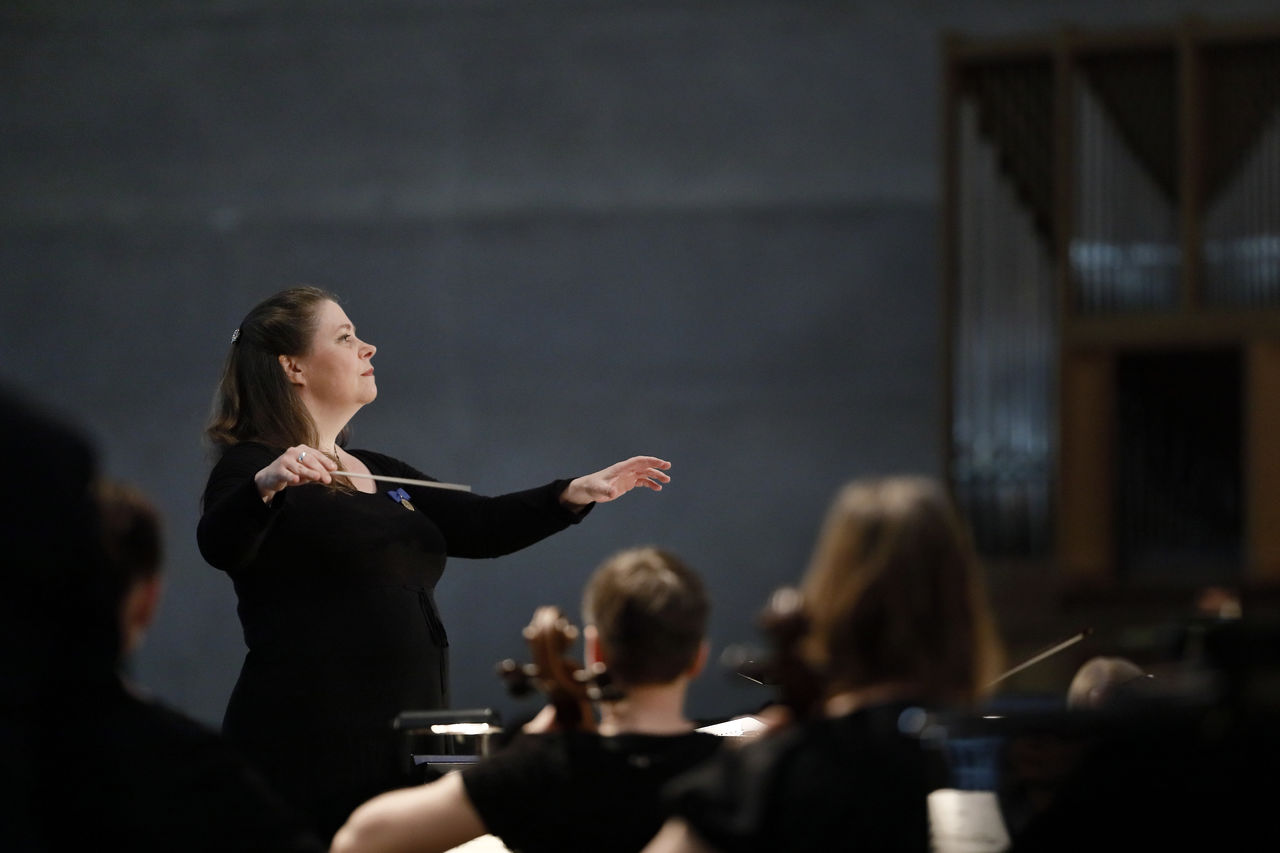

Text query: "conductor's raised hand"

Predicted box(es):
[559, 456, 672, 509]
[254, 444, 339, 502]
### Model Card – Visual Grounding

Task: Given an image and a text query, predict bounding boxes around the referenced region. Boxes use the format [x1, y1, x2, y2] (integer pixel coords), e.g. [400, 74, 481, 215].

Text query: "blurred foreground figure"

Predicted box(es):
[1007, 612, 1280, 850]
[644, 475, 1007, 853]
[0, 384, 325, 852]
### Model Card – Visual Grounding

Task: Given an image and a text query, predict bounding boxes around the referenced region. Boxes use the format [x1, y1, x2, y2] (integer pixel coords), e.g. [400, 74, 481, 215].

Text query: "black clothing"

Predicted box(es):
[662, 703, 951, 853]
[461, 729, 723, 853]
[1, 388, 321, 851]
[197, 441, 588, 839]
[1006, 703, 1275, 851]
[34, 675, 326, 853]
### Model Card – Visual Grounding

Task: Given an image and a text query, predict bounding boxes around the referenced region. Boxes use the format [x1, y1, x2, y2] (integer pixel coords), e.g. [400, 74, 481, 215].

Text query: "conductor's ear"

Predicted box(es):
[278, 354, 305, 386]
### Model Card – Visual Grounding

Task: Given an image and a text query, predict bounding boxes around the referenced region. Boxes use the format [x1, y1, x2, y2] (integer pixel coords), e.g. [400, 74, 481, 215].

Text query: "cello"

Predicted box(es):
[497, 604, 622, 732]
[727, 585, 826, 725]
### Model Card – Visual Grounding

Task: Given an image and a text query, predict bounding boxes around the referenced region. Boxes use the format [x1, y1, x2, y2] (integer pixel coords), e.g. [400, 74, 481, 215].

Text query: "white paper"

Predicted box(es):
[928, 789, 1011, 853]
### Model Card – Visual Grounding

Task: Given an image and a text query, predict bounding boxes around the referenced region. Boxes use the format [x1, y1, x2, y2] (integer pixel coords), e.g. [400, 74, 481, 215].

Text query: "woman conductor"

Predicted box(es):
[196, 286, 671, 840]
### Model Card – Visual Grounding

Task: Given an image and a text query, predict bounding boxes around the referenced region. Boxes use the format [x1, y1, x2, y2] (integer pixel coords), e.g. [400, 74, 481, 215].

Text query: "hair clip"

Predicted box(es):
[231, 328, 241, 343]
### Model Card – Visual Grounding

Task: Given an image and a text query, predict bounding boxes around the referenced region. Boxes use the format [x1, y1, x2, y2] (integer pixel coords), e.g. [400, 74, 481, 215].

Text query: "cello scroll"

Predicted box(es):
[496, 605, 622, 731]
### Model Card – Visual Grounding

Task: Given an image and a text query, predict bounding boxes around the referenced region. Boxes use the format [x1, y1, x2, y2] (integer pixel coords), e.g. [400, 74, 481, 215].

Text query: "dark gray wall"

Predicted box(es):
[4, 0, 1277, 727]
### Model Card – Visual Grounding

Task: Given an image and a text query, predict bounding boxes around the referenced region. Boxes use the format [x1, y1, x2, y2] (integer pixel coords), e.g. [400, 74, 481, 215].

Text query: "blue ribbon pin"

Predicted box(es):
[388, 487, 415, 510]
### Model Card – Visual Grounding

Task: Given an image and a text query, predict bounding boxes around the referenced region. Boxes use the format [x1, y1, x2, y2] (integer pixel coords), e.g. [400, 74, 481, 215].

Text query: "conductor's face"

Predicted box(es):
[289, 299, 378, 418]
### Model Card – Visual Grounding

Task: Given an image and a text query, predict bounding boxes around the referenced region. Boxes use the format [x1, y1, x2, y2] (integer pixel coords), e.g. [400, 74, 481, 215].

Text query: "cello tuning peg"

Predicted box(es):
[496, 658, 539, 697]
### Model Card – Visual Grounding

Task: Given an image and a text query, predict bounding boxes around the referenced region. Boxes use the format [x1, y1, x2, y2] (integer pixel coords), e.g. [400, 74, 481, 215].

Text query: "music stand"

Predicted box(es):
[393, 708, 503, 778]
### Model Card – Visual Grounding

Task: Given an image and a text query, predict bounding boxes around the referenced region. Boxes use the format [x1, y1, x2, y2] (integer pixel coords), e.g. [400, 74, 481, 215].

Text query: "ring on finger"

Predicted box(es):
[297, 451, 308, 463]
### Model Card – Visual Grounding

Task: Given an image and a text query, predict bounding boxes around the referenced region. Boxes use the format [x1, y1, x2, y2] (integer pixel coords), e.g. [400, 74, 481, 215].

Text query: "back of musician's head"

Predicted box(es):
[94, 479, 165, 660]
[1067, 656, 1148, 710]
[800, 476, 1005, 705]
[95, 480, 163, 590]
[0, 383, 117, 689]
[582, 546, 709, 686]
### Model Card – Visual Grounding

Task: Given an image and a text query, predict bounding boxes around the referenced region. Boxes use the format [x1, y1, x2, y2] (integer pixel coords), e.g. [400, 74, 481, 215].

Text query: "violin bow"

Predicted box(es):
[986, 627, 1093, 688]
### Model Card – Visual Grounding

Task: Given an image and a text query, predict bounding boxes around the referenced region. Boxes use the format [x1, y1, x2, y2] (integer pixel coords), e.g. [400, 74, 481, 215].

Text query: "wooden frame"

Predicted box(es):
[943, 16, 1280, 592]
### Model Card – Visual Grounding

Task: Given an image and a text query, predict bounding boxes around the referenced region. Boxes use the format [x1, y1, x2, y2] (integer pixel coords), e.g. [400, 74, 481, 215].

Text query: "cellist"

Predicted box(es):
[331, 546, 723, 853]
[645, 476, 1007, 853]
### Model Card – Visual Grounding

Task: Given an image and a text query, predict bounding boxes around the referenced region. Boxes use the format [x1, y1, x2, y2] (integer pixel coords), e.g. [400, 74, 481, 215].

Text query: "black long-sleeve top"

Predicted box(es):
[197, 440, 589, 839]
[35, 674, 326, 852]
[661, 702, 951, 853]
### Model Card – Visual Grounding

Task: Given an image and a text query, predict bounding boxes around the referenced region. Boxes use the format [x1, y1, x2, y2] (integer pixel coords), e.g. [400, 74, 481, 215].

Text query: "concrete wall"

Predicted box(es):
[3, 0, 1276, 727]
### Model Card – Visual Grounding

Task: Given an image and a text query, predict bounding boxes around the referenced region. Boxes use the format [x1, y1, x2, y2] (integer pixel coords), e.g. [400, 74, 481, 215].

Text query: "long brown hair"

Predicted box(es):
[800, 476, 1005, 706]
[205, 286, 347, 452]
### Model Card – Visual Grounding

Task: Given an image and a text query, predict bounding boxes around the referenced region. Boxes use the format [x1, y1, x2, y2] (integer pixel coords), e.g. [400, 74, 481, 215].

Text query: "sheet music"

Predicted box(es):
[928, 789, 1010, 853]
[695, 714, 768, 737]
